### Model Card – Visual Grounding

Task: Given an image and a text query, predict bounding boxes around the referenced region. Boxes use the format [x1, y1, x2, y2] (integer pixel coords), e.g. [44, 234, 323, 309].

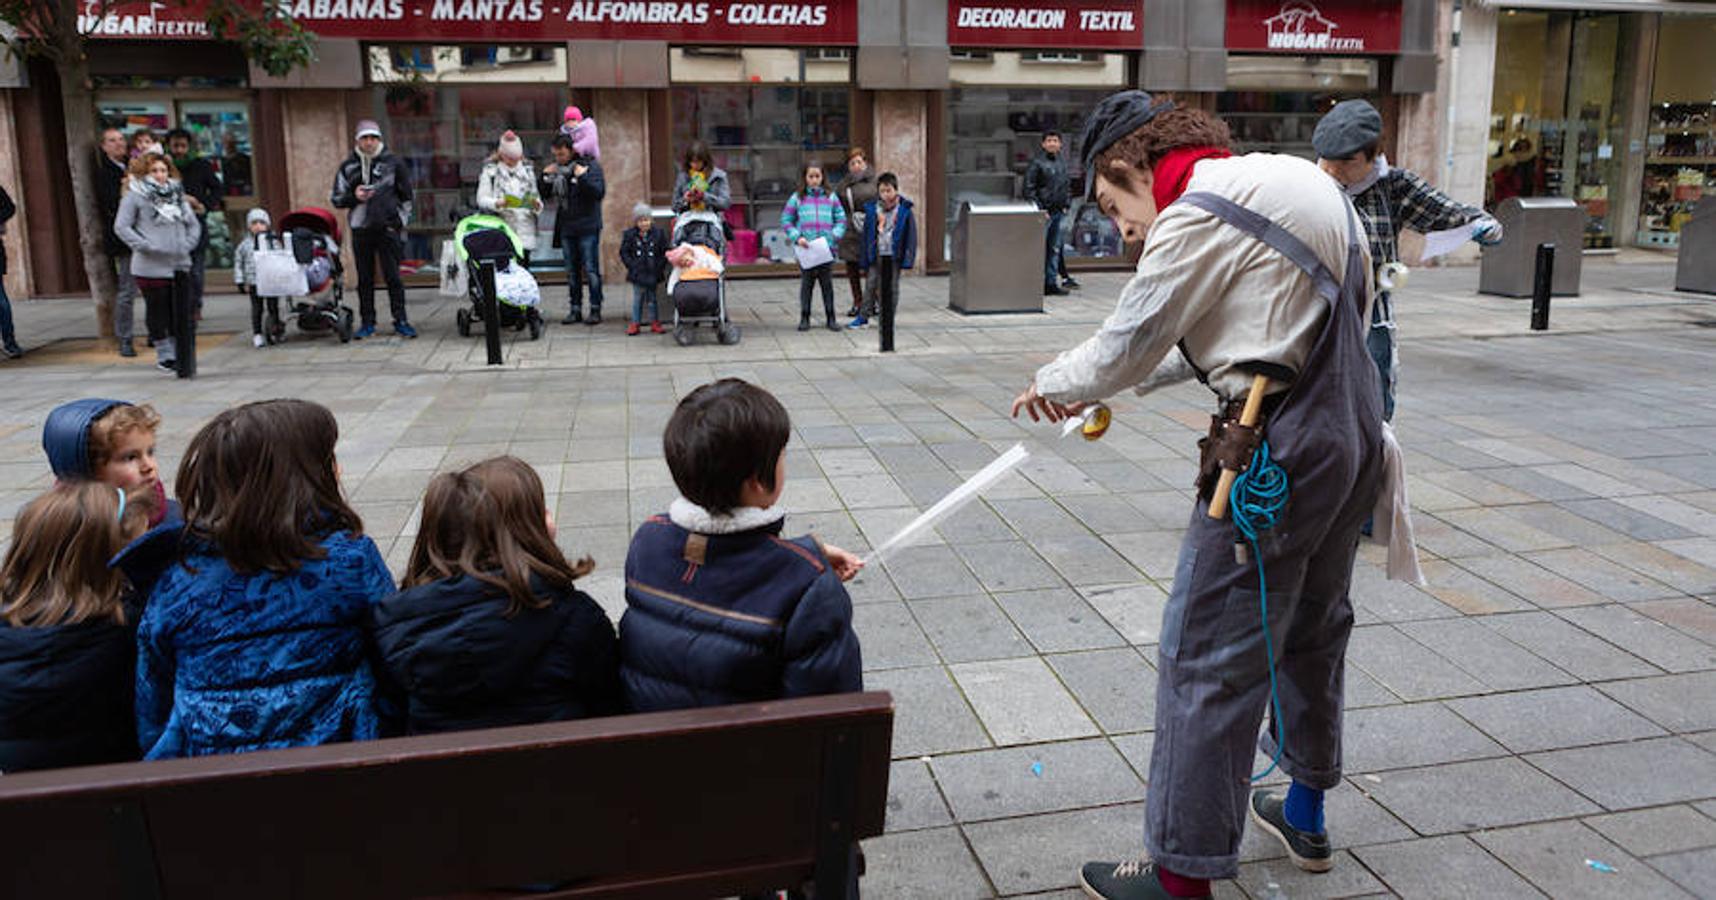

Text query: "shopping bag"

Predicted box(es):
[439, 240, 468, 297]
[254, 248, 309, 298]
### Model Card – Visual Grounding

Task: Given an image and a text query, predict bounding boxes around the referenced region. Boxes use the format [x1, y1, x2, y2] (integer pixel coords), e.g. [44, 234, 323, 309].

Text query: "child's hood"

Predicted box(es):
[42, 399, 131, 479]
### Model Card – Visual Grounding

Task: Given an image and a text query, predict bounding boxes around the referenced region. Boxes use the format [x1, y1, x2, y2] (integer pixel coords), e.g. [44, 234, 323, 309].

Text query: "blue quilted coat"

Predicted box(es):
[135, 531, 396, 759]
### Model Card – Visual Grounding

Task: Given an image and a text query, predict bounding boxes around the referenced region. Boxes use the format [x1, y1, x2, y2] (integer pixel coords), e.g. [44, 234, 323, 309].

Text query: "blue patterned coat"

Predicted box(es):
[135, 531, 396, 759]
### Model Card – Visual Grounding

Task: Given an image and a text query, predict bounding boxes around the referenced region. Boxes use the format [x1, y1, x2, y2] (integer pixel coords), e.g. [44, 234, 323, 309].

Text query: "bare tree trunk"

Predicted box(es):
[52, 0, 117, 337]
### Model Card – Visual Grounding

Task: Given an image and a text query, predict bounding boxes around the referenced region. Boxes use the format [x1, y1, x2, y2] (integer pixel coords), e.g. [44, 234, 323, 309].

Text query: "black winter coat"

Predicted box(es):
[95, 154, 130, 257]
[540, 157, 606, 238]
[1023, 152, 1071, 213]
[331, 149, 414, 233]
[0, 617, 139, 773]
[0, 186, 13, 278]
[370, 574, 624, 735]
[619, 225, 669, 287]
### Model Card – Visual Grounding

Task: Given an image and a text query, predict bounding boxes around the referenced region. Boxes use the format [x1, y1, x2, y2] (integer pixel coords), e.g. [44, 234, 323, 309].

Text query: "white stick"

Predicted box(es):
[864, 443, 1030, 565]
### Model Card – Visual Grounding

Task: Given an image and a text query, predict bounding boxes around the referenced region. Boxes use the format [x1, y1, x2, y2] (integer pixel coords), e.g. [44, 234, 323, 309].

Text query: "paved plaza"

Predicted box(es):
[4, 260, 1716, 898]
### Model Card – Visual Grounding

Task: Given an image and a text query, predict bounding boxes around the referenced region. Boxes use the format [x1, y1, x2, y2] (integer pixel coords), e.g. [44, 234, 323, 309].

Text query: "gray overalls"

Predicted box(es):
[1144, 191, 1386, 879]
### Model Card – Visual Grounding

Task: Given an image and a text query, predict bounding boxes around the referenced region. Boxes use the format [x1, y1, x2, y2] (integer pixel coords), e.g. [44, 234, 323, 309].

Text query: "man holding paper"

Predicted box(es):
[1313, 100, 1502, 421]
[1011, 91, 1385, 900]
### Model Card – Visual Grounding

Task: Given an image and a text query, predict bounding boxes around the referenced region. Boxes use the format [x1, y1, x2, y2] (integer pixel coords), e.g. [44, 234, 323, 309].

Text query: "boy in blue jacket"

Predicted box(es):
[619, 378, 864, 713]
[847, 172, 917, 349]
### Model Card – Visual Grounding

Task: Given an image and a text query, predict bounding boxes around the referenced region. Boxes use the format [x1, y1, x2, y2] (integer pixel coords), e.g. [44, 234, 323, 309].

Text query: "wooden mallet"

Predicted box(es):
[1208, 373, 1273, 520]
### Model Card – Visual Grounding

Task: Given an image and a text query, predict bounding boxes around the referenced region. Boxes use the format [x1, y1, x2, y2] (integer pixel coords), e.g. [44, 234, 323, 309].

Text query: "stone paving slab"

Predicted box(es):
[6, 262, 1716, 897]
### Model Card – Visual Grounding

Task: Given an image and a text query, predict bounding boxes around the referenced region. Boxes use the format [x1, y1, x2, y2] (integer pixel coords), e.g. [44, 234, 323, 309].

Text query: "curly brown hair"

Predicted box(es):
[88, 403, 162, 472]
[1090, 106, 1232, 194]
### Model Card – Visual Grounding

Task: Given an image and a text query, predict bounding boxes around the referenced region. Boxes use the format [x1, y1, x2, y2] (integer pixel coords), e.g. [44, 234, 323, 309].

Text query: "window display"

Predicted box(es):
[1639, 16, 1716, 248]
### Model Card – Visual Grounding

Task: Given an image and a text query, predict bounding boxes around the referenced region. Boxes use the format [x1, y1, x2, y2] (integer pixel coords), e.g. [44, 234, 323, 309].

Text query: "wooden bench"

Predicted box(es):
[0, 691, 894, 900]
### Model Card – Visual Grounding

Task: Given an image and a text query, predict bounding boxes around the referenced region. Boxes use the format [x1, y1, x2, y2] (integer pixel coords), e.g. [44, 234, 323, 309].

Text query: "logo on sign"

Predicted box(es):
[79, 0, 209, 36]
[1263, 1, 1362, 52]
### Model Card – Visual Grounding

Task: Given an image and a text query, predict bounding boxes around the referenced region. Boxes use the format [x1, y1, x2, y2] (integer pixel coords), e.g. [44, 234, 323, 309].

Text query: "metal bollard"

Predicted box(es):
[477, 259, 504, 365]
[172, 270, 196, 378]
[878, 257, 897, 353]
[1530, 243, 1553, 331]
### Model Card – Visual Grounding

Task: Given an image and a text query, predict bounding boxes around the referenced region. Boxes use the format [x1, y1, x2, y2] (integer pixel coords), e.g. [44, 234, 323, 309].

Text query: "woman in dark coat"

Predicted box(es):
[836, 147, 879, 318]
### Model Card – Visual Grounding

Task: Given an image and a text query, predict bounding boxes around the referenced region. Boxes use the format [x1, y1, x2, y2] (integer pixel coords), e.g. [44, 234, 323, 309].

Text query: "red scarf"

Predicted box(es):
[1151, 146, 1233, 211]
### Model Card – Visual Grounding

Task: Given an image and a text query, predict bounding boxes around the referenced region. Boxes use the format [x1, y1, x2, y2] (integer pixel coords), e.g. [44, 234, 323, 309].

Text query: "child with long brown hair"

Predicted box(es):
[135, 399, 396, 759]
[0, 481, 156, 772]
[371, 456, 622, 734]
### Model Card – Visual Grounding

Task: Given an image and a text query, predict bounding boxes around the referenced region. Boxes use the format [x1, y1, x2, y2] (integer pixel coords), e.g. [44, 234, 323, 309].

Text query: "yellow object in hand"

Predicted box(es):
[1081, 404, 1112, 441]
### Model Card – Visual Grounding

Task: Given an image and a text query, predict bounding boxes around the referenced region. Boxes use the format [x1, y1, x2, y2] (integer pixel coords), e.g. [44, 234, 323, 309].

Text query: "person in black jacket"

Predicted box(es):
[1023, 130, 1077, 296]
[372, 456, 622, 735]
[0, 481, 156, 773]
[165, 128, 223, 315]
[331, 120, 416, 339]
[540, 134, 607, 325]
[0, 184, 20, 358]
[618, 202, 668, 336]
[95, 127, 140, 357]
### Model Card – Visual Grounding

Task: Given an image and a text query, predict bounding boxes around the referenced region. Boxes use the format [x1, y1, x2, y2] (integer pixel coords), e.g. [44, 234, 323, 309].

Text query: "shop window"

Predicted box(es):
[1640, 15, 1716, 249]
[945, 87, 1125, 264]
[1216, 91, 1373, 160]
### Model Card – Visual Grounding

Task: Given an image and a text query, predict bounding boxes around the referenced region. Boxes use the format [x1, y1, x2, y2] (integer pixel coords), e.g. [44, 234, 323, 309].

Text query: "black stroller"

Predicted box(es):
[452, 212, 544, 341]
[267, 207, 354, 344]
[669, 211, 739, 347]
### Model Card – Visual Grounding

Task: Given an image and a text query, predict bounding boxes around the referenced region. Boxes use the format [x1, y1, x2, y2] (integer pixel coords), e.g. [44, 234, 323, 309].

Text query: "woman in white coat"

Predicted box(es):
[476, 130, 542, 263]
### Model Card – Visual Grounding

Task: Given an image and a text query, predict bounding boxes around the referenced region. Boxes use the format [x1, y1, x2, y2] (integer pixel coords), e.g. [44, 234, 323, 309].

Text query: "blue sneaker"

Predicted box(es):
[354, 324, 376, 340]
[394, 322, 418, 339]
[847, 316, 868, 329]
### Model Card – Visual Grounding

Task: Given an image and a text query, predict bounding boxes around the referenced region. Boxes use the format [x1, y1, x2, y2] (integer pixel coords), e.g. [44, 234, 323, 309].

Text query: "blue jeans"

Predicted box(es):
[631, 283, 659, 323]
[564, 231, 603, 314]
[0, 277, 17, 351]
[1043, 210, 1065, 287]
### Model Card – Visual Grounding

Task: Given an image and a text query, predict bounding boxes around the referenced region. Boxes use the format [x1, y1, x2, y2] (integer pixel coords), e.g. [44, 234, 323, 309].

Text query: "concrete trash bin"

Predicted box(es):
[1479, 197, 1585, 297]
[949, 201, 1046, 314]
[1676, 198, 1716, 295]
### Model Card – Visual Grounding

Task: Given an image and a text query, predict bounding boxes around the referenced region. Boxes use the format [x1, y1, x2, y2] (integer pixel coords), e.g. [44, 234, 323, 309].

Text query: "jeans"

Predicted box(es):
[564, 230, 603, 314]
[1366, 323, 1397, 422]
[1043, 210, 1065, 287]
[630, 283, 659, 323]
[0, 277, 17, 352]
[798, 262, 835, 322]
[353, 229, 409, 327]
[114, 254, 139, 343]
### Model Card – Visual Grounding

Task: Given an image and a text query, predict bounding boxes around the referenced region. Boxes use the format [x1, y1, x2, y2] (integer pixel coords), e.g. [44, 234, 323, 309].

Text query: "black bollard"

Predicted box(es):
[1530, 242, 1554, 331]
[878, 257, 897, 353]
[172, 270, 196, 378]
[477, 259, 504, 365]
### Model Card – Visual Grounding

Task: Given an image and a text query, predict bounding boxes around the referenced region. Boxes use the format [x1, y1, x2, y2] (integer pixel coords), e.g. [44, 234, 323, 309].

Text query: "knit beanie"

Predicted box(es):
[498, 129, 524, 161]
[246, 208, 271, 228]
[562, 105, 583, 124]
[631, 202, 653, 221]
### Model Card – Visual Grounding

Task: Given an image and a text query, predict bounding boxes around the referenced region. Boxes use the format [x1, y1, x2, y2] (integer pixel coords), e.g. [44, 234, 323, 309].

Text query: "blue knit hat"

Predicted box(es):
[42, 398, 130, 479]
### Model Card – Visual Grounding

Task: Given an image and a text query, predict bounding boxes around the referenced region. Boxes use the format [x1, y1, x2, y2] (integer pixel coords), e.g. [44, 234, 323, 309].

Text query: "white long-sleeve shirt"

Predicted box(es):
[1034, 153, 1373, 405]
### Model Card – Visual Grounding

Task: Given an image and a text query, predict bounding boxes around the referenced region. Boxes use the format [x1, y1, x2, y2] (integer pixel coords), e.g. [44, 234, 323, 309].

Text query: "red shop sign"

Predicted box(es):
[81, 0, 857, 45]
[1226, 0, 1401, 55]
[947, 1, 1141, 50]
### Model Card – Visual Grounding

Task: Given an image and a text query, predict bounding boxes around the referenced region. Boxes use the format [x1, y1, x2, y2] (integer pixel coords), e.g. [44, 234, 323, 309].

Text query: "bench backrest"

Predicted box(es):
[0, 691, 894, 900]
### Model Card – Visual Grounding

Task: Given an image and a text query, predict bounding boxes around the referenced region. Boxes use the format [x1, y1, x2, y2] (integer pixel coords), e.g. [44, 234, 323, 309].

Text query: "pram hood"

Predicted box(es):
[454, 213, 525, 265]
[672, 210, 725, 251]
[279, 207, 341, 242]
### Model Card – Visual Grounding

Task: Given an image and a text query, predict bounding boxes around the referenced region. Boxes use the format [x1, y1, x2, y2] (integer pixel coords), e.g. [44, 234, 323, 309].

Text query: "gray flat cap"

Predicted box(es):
[1312, 100, 1382, 160]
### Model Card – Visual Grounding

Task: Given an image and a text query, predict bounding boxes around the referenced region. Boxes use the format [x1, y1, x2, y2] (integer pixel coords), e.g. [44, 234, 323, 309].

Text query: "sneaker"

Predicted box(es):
[253, 334, 266, 348]
[1078, 860, 1201, 899]
[394, 322, 418, 339]
[4, 344, 22, 360]
[562, 309, 583, 325]
[651, 320, 665, 334]
[354, 324, 376, 340]
[1250, 788, 1333, 873]
[847, 316, 868, 329]
[1062, 276, 1082, 289]
[585, 311, 602, 326]
[626, 322, 640, 336]
[155, 360, 177, 374]
[1044, 284, 1070, 296]
[118, 339, 136, 358]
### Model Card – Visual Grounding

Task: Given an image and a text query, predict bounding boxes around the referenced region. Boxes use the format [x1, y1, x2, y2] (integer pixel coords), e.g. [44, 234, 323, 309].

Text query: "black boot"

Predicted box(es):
[798, 295, 812, 331]
[823, 296, 840, 331]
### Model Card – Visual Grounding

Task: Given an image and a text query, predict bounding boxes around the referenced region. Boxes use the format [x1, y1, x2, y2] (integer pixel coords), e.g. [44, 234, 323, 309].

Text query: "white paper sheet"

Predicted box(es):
[1419, 223, 1474, 262]
[793, 236, 834, 270]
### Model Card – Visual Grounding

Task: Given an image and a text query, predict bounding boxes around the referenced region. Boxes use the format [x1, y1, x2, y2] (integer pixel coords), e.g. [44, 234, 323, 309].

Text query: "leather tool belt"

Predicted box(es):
[1194, 394, 1281, 501]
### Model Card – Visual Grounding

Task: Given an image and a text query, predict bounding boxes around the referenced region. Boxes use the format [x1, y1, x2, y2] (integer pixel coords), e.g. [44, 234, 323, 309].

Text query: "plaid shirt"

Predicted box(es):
[1353, 166, 1482, 324]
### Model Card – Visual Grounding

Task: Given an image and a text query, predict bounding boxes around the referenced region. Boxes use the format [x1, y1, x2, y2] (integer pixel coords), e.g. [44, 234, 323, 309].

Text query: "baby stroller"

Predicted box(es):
[669, 210, 739, 347]
[268, 208, 354, 343]
[453, 213, 543, 341]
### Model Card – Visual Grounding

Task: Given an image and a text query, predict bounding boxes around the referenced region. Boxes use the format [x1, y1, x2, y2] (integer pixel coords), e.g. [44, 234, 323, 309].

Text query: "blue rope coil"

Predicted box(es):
[1229, 440, 1290, 783]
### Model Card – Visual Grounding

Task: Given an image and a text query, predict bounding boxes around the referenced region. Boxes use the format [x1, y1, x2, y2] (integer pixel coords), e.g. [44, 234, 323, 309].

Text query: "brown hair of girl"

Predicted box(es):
[799, 159, 827, 193]
[682, 140, 714, 174]
[1, 481, 155, 627]
[1090, 106, 1232, 193]
[176, 399, 363, 575]
[402, 456, 593, 616]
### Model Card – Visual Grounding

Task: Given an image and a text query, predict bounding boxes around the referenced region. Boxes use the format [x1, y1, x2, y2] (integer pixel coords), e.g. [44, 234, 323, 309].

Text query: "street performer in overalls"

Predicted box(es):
[1011, 91, 1385, 900]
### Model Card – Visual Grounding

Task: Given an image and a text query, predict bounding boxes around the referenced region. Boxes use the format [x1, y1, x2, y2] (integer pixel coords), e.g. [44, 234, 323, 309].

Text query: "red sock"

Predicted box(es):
[1156, 866, 1210, 898]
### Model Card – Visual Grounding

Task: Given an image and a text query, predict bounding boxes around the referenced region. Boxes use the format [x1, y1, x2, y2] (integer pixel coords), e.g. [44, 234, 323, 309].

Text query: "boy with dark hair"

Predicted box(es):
[1024, 129, 1075, 296]
[848, 173, 917, 352]
[619, 378, 863, 714]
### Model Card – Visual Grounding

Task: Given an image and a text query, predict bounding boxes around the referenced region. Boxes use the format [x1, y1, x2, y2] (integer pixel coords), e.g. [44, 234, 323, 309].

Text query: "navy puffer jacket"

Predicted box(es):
[0, 616, 138, 773]
[619, 502, 862, 713]
[371, 574, 623, 734]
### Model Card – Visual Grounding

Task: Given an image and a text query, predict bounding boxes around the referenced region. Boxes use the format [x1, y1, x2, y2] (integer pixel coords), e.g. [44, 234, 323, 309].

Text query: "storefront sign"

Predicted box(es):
[1226, 0, 1400, 55]
[947, 1, 1142, 50]
[82, 0, 856, 45]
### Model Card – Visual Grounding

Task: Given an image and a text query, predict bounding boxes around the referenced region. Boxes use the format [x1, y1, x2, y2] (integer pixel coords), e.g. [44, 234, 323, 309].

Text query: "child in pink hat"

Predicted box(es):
[559, 106, 601, 161]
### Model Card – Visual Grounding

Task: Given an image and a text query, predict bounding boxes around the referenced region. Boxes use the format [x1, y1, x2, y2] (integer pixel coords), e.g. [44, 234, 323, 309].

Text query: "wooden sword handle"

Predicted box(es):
[1207, 373, 1273, 520]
